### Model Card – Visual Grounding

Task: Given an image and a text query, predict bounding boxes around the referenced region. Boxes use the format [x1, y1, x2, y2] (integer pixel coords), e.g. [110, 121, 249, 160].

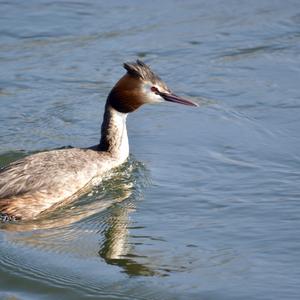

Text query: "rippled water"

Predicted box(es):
[1, 0, 300, 299]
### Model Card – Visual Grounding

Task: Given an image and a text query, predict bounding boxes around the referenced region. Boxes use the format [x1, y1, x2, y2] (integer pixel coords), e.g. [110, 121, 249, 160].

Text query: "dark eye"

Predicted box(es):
[151, 86, 159, 94]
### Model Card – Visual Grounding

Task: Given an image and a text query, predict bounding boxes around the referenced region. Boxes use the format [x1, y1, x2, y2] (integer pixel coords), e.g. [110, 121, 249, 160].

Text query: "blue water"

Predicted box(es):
[0, 0, 300, 299]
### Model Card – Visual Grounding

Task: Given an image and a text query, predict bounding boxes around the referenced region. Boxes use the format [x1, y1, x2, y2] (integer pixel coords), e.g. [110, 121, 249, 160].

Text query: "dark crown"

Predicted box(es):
[123, 59, 163, 84]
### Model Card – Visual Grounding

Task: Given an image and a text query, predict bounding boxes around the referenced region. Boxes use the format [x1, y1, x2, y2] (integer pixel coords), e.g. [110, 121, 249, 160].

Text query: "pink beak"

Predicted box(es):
[159, 91, 198, 107]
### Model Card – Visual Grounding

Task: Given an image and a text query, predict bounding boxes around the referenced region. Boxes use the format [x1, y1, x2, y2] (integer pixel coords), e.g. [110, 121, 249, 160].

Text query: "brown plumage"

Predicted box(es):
[107, 74, 145, 113]
[124, 60, 165, 85]
[0, 60, 197, 222]
[109, 60, 169, 113]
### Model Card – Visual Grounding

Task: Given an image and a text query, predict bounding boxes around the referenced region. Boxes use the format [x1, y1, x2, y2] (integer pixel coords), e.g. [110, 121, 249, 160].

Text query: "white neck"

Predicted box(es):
[99, 104, 129, 164]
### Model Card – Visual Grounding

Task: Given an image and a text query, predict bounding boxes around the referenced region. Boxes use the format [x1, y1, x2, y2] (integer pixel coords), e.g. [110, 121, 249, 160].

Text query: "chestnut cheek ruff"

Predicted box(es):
[108, 88, 143, 114]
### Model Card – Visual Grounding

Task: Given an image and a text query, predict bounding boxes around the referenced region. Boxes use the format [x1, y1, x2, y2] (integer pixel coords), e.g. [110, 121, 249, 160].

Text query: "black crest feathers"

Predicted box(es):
[123, 59, 162, 83]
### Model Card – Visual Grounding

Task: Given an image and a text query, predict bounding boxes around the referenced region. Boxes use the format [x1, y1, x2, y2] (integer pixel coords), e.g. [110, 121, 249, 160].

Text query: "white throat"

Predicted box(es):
[99, 104, 129, 164]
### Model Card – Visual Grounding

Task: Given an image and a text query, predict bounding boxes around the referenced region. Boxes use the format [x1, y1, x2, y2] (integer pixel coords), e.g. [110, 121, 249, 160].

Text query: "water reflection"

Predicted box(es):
[98, 204, 156, 276]
[1, 156, 156, 276]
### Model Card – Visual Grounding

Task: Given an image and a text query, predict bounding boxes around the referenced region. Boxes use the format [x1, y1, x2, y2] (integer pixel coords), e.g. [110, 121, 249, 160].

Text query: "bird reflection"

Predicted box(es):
[98, 203, 156, 276]
[1, 157, 157, 276]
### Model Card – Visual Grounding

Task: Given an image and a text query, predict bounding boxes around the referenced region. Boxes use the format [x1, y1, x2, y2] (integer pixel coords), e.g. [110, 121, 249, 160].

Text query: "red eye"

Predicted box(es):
[151, 86, 159, 94]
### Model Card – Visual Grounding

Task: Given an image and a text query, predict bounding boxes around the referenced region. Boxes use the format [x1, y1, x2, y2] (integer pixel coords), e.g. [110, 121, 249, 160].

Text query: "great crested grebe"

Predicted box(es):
[0, 60, 197, 222]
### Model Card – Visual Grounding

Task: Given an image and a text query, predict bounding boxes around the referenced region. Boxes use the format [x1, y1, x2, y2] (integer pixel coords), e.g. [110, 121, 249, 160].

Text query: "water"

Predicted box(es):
[0, 0, 300, 299]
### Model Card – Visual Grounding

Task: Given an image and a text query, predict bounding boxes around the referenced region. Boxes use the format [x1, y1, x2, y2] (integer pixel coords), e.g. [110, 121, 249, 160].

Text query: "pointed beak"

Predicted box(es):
[159, 92, 198, 107]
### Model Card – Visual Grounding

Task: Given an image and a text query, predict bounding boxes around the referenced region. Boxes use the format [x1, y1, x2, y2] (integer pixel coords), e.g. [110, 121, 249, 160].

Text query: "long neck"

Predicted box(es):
[99, 102, 129, 163]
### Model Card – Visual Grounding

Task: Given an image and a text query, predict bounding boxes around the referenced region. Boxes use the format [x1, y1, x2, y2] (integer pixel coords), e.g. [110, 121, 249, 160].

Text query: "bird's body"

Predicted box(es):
[0, 60, 197, 221]
[0, 104, 128, 220]
[0, 149, 107, 220]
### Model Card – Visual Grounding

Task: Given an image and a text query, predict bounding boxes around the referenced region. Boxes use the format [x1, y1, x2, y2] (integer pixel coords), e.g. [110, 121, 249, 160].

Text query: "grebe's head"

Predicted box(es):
[108, 60, 198, 113]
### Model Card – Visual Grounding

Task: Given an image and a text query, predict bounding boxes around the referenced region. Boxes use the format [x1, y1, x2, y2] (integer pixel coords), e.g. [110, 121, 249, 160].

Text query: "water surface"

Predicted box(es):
[0, 1, 300, 299]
